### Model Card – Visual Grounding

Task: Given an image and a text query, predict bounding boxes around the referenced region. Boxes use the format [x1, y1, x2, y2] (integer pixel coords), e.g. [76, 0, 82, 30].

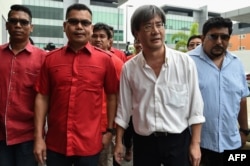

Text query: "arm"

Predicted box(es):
[102, 93, 117, 148]
[33, 93, 49, 165]
[106, 93, 117, 129]
[238, 97, 248, 146]
[114, 124, 125, 164]
[187, 58, 204, 166]
[189, 123, 202, 166]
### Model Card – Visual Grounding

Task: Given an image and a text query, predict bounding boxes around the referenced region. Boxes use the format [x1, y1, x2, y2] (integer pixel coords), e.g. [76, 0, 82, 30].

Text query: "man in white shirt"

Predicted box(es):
[114, 5, 205, 166]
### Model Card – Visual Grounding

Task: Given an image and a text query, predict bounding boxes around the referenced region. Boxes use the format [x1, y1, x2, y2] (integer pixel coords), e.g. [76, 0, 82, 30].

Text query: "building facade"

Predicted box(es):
[228, 23, 250, 51]
[0, 0, 22, 44]
[1, 1, 250, 51]
[161, 5, 220, 48]
[1, 0, 127, 49]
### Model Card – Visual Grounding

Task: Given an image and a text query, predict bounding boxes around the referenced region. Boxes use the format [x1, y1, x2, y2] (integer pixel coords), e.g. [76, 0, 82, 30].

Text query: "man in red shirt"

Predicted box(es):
[108, 26, 127, 62]
[91, 22, 124, 166]
[33, 3, 119, 166]
[126, 38, 142, 60]
[0, 4, 46, 166]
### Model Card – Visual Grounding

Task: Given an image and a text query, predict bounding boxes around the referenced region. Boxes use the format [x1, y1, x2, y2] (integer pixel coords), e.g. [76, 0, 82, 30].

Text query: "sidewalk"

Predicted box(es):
[121, 159, 133, 166]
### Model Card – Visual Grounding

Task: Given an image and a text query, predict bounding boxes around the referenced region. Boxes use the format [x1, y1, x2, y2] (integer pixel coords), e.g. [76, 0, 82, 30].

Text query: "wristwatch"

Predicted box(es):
[106, 128, 116, 135]
[239, 128, 250, 136]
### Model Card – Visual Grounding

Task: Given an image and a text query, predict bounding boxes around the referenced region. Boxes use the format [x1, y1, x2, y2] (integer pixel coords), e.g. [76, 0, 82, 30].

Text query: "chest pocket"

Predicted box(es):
[163, 83, 188, 108]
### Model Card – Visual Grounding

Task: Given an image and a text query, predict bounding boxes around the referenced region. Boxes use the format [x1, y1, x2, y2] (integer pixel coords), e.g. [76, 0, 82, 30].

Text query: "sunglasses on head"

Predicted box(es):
[66, 18, 92, 27]
[8, 18, 30, 26]
[206, 34, 230, 41]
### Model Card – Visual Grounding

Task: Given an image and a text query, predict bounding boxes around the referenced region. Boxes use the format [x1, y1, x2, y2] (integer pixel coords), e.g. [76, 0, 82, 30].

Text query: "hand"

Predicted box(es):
[33, 137, 47, 165]
[102, 132, 113, 149]
[114, 142, 124, 164]
[189, 142, 201, 166]
[240, 132, 247, 147]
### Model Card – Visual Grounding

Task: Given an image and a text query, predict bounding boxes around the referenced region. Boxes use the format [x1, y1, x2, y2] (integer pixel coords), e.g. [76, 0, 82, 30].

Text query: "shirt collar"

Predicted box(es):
[138, 45, 168, 67]
[64, 42, 92, 55]
[6, 41, 33, 54]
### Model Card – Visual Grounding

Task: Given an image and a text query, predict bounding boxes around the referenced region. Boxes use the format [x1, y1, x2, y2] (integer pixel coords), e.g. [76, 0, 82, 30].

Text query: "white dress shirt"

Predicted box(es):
[115, 45, 205, 136]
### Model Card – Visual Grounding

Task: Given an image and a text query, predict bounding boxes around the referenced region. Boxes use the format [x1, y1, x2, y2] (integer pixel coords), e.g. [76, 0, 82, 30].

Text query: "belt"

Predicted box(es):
[151, 128, 188, 137]
[152, 132, 169, 137]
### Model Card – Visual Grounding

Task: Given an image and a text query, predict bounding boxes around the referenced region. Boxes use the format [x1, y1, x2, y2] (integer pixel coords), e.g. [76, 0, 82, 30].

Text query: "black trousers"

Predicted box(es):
[200, 148, 223, 166]
[133, 128, 191, 166]
[200, 147, 241, 166]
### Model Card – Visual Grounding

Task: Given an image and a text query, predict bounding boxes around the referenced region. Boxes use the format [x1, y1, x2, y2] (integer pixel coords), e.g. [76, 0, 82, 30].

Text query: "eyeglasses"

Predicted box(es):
[8, 18, 30, 26]
[188, 43, 201, 48]
[66, 18, 92, 27]
[206, 34, 230, 41]
[143, 22, 165, 32]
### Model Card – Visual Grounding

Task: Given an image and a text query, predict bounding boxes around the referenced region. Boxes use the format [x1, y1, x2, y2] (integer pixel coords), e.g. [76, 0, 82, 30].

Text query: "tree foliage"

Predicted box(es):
[171, 22, 199, 52]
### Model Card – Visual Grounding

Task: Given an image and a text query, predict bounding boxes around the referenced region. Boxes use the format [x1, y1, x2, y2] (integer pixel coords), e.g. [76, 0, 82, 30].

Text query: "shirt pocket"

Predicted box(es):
[24, 69, 40, 88]
[163, 83, 188, 108]
[50, 65, 72, 87]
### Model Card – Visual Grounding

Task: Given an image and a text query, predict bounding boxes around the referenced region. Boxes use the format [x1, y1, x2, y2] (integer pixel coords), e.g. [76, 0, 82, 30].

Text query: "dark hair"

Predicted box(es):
[29, 37, 34, 45]
[109, 26, 114, 37]
[65, 3, 92, 19]
[187, 35, 201, 47]
[8, 4, 32, 21]
[93, 23, 112, 39]
[202, 17, 233, 36]
[131, 5, 166, 37]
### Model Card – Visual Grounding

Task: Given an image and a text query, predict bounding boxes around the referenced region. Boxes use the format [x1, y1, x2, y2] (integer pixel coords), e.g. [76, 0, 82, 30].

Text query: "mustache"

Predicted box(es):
[212, 45, 224, 50]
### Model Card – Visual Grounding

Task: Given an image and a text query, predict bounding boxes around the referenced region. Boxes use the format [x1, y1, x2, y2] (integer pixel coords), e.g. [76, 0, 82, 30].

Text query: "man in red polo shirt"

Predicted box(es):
[33, 3, 119, 166]
[108, 26, 127, 63]
[91, 22, 124, 166]
[0, 5, 46, 166]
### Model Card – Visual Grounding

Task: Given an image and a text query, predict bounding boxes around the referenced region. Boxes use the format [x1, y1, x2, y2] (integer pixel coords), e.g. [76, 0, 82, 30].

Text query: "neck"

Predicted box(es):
[9, 40, 28, 55]
[143, 45, 165, 61]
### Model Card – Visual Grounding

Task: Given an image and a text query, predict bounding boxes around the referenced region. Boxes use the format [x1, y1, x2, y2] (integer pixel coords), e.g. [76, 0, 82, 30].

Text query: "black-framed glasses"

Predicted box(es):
[66, 18, 92, 27]
[206, 34, 230, 41]
[143, 22, 165, 32]
[8, 18, 30, 26]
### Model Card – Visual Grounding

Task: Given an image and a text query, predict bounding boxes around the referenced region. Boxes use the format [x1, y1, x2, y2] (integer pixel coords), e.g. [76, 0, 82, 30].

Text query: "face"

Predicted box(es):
[91, 29, 110, 50]
[6, 10, 33, 43]
[135, 15, 165, 51]
[187, 38, 202, 51]
[134, 40, 142, 54]
[63, 10, 92, 49]
[202, 27, 230, 59]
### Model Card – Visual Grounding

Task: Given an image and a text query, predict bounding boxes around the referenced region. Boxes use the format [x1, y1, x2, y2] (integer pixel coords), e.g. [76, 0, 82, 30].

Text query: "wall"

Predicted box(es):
[229, 33, 250, 51]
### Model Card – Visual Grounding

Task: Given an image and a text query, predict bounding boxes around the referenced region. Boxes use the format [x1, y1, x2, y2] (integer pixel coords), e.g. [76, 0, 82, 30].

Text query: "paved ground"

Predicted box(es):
[121, 160, 133, 166]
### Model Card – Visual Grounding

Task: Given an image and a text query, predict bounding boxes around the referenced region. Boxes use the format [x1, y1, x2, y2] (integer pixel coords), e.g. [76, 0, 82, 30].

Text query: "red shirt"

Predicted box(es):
[101, 54, 124, 132]
[0, 42, 46, 145]
[35, 43, 119, 156]
[110, 47, 127, 62]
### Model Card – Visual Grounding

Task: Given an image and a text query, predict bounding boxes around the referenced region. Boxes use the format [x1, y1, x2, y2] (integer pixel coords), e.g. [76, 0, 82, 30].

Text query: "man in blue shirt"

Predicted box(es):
[188, 16, 250, 166]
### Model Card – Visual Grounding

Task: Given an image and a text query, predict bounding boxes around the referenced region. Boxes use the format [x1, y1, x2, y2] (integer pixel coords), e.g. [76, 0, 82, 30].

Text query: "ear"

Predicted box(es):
[201, 35, 205, 42]
[30, 24, 34, 33]
[63, 21, 66, 32]
[5, 22, 9, 30]
[134, 31, 139, 40]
